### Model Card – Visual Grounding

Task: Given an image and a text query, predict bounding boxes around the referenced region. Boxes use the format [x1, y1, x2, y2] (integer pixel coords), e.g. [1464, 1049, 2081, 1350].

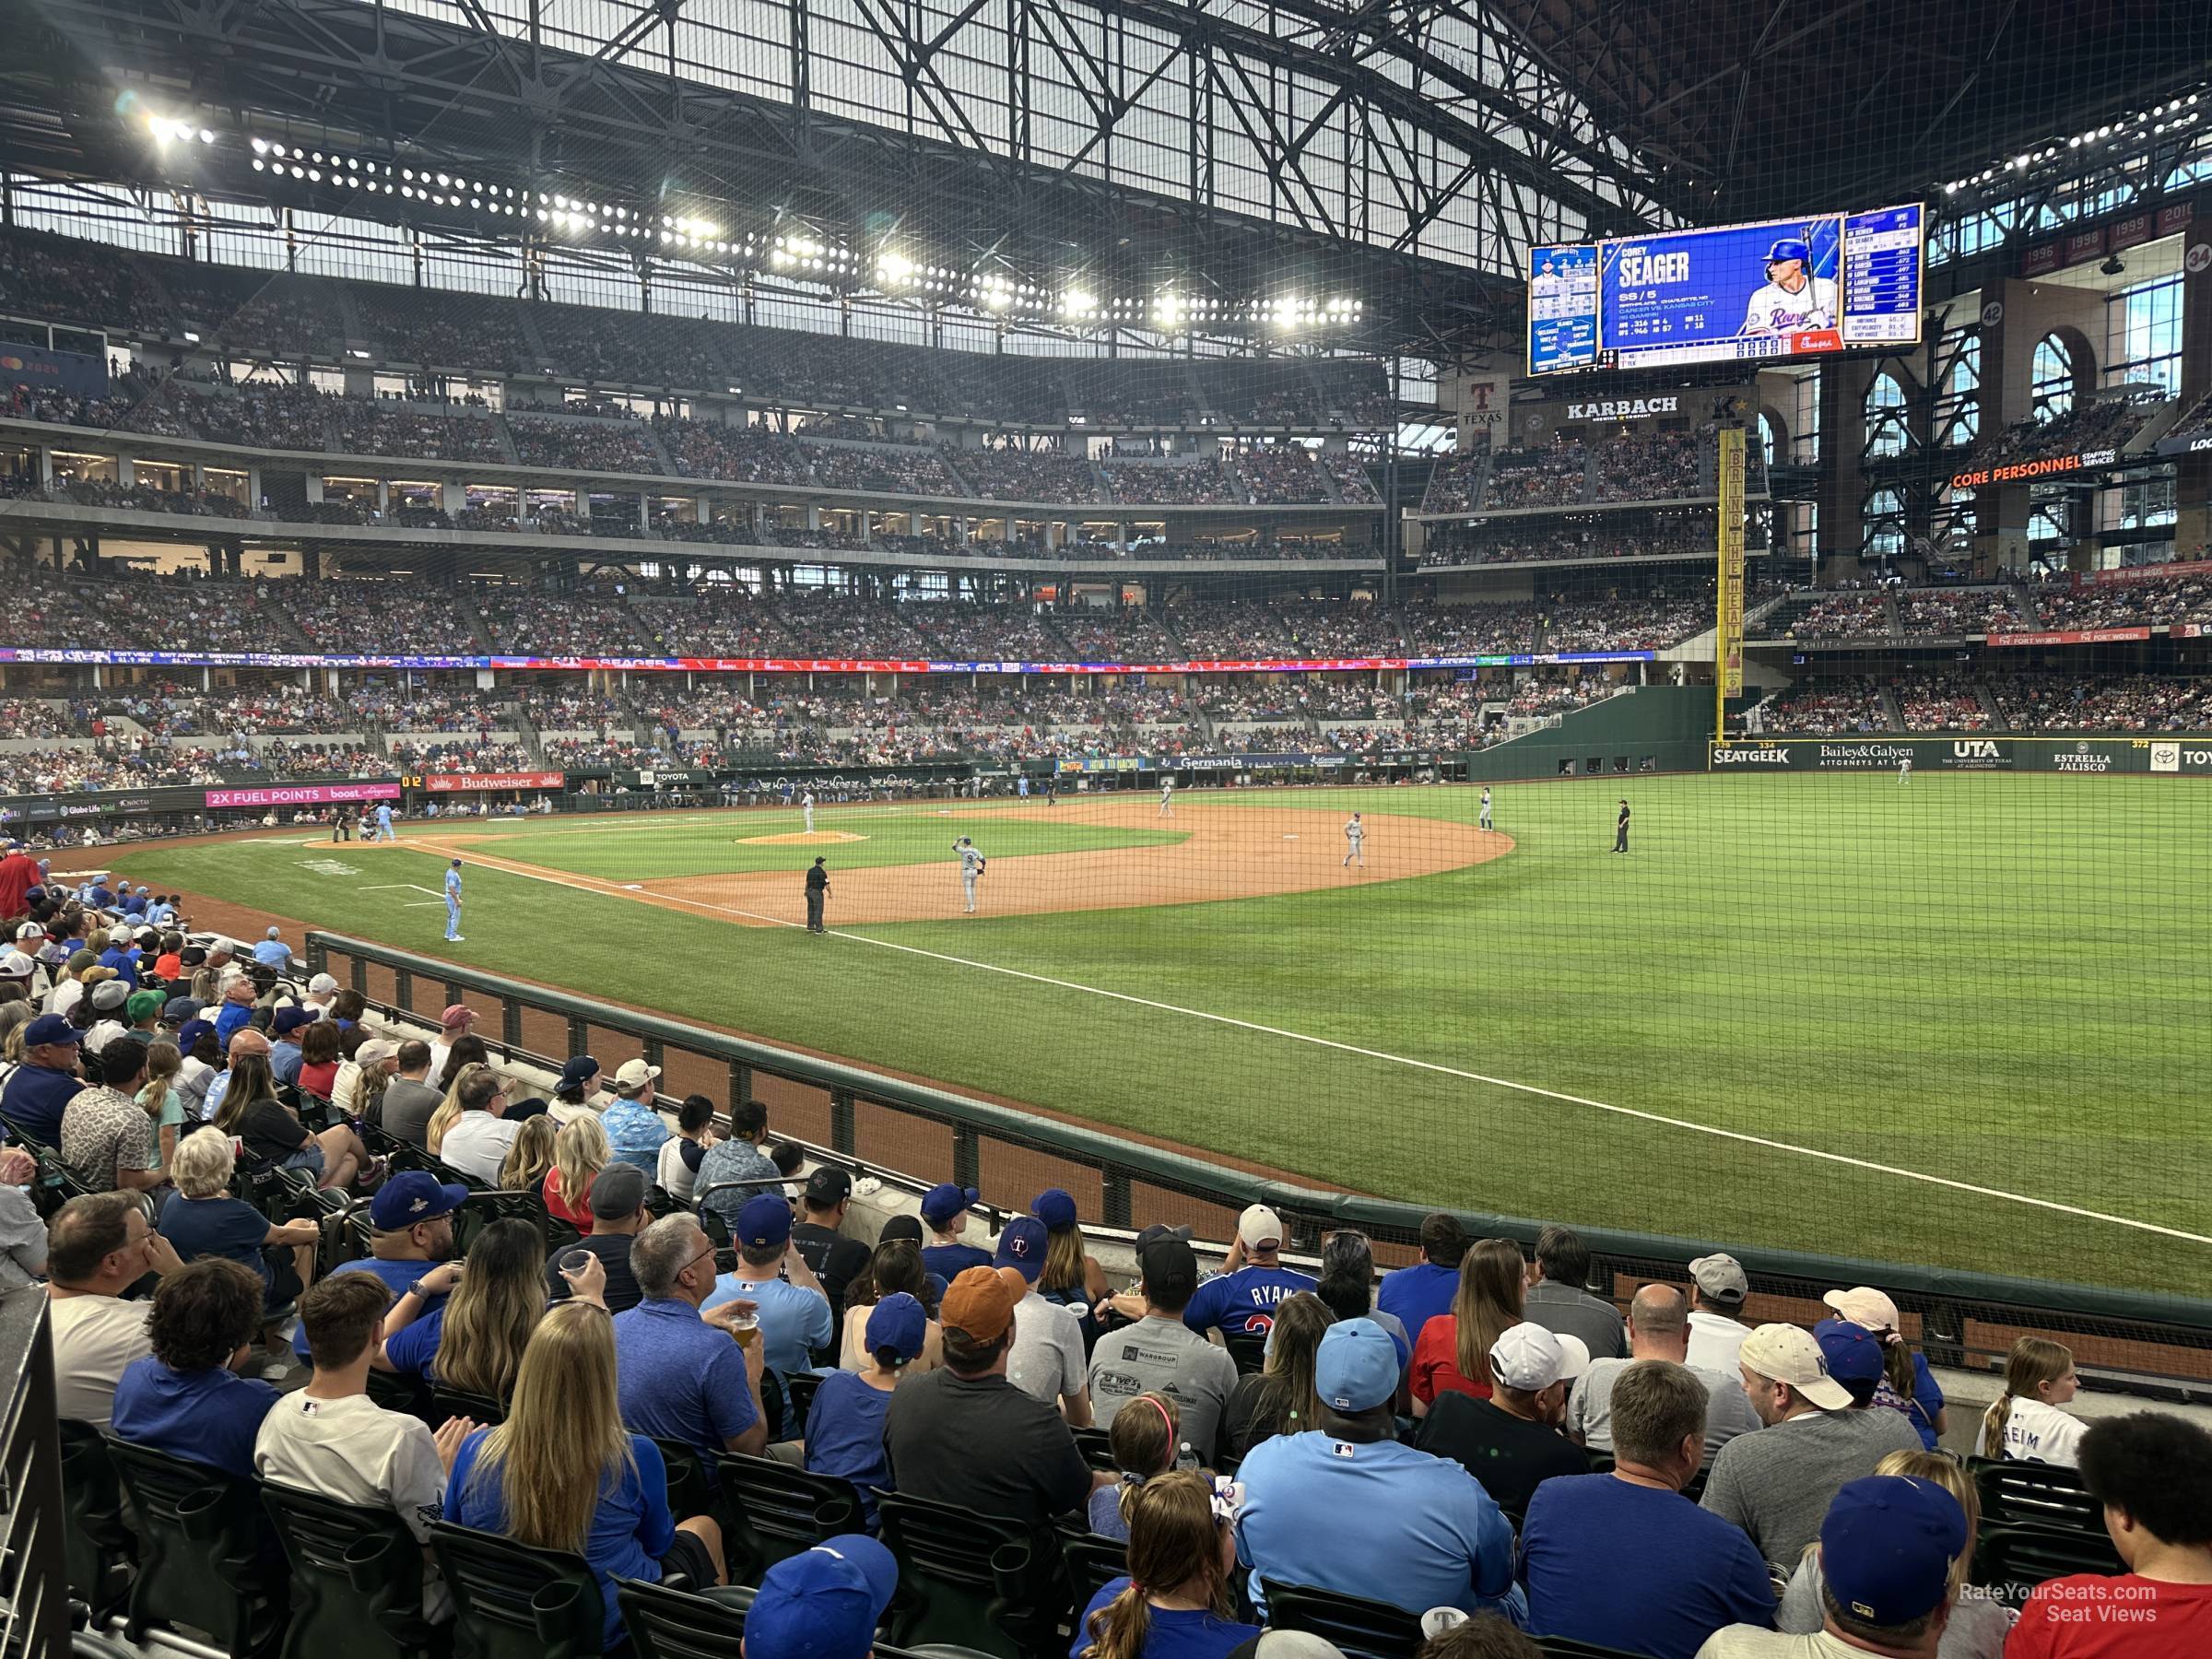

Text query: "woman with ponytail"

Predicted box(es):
[1074, 1470, 1258, 1659]
[1088, 1392, 1182, 1540]
[1979, 1335, 2085, 1465]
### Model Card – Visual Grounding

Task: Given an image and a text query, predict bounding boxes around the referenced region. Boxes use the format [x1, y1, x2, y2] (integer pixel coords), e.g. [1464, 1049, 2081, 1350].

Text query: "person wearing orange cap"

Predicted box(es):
[882, 1264, 1096, 1528]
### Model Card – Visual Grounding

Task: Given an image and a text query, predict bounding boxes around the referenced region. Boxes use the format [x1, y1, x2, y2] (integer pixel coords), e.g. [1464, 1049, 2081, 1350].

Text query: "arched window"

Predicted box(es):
[1938, 335, 1980, 447]
[1863, 487, 1906, 559]
[1757, 412, 1779, 466]
[1863, 374, 1908, 458]
[2031, 335, 2075, 422]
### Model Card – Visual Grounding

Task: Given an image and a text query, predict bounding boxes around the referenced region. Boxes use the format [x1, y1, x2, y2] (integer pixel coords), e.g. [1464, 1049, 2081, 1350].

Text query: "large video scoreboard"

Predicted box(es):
[1528, 205, 1924, 375]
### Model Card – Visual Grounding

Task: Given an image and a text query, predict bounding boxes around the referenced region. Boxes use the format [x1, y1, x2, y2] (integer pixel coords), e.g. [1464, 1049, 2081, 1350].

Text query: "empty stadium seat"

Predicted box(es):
[613, 1576, 756, 1659]
[1070, 1427, 1118, 1473]
[712, 1453, 864, 1585]
[108, 1437, 290, 1658]
[429, 1384, 507, 1430]
[1057, 1530, 1131, 1613]
[1968, 1456, 2103, 1534]
[1261, 1580, 1427, 1659]
[1972, 1521, 2124, 1593]
[875, 1491, 1068, 1659]
[57, 1418, 135, 1618]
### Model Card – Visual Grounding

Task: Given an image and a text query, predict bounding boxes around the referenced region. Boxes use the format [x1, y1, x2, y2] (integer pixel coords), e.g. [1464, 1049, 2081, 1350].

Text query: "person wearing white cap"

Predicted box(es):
[1236, 1318, 1519, 1623]
[1414, 1322, 1591, 1516]
[1700, 1323, 1923, 1569]
[301, 973, 341, 1016]
[1180, 1205, 1318, 1342]
[1685, 1253, 1755, 1375]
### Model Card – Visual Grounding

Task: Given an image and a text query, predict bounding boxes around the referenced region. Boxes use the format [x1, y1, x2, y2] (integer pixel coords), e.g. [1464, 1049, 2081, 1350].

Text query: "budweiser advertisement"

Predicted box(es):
[418, 771, 566, 793]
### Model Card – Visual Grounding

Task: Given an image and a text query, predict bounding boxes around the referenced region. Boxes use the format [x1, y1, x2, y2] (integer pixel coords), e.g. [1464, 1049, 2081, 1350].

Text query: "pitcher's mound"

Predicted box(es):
[739, 830, 869, 845]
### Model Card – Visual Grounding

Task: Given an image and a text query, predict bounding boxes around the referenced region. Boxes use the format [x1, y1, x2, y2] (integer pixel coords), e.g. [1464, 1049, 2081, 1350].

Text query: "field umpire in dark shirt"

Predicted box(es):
[1614, 799, 1630, 853]
[806, 856, 830, 933]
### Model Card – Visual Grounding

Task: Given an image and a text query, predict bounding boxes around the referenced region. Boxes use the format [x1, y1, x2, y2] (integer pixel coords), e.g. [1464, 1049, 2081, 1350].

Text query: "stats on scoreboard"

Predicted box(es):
[1527, 204, 1924, 374]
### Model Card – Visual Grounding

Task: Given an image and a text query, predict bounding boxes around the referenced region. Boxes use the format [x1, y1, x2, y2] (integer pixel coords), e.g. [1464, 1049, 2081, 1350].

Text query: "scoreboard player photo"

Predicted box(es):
[1741, 235, 1837, 335]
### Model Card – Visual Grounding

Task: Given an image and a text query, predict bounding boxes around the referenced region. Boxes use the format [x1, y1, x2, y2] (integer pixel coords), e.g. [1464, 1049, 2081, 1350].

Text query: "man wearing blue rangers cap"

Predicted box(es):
[703, 1193, 833, 1383]
[919, 1182, 992, 1281]
[741, 1535, 899, 1659]
[1235, 1317, 1520, 1622]
[291, 1170, 465, 1363]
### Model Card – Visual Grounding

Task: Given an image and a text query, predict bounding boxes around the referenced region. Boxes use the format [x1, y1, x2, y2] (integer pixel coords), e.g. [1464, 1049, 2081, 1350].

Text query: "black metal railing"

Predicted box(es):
[0, 1291, 69, 1658]
[307, 930, 2212, 1395]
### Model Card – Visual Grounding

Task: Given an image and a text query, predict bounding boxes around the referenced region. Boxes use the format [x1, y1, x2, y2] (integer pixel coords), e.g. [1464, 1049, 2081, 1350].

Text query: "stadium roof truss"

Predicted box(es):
[0, 0, 1688, 362]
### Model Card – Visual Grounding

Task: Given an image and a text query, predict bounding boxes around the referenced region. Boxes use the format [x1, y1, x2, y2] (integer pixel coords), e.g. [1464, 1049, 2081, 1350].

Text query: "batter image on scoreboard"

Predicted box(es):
[1742, 236, 1836, 335]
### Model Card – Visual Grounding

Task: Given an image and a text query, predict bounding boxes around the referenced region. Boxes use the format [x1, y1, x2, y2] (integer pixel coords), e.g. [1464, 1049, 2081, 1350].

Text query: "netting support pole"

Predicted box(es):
[567, 1015, 590, 1059]
[728, 1059, 754, 1108]
[951, 1124, 980, 1192]
[349, 956, 368, 997]
[1101, 1170, 1133, 1230]
[830, 1088, 856, 1157]
[1922, 1299, 1967, 1371]
[393, 968, 412, 1017]
[501, 998, 524, 1052]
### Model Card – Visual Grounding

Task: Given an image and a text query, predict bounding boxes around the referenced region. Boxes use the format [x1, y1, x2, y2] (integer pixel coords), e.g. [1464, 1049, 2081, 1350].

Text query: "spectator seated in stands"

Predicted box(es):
[838, 1233, 946, 1373]
[1523, 1224, 1628, 1360]
[794, 1165, 875, 1324]
[213, 1032, 377, 1191]
[1219, 1292, 1333, 1464]
[446, 1301, 727, 1648]
[159, 1128, 319, 1319]
[47, 1192, 183, 1428]
[805, 1291, 927, 1529]
[692, 1093, 782, 1230]
[882, 1263, 1095, 1528]
[5, 1011, 86, 1145]
[1523, 1359, 1776, 1659]
[1818, 1286, 1946, 1452]
[378, 1217, 548, 1396]
[58, 1033, 162, 1197]
[1694, 1476, 1970, 1659]
[255, 1273, 471, 1620]
[1774, 1450, 2014, 1659]
[1237, 1318, 1520, 1621]
[704, 1193, 834, 1387]
[1700, 1323, 1923, 1569]
[595, 1060, 670, 1173]
[918, 1182, 994, 1281]
[288, 1168, 462, 1365]
[541, 1115, 610, 1237]
[1415, 1322, 1591, 1515]
[425, 1067, 516, 1183]
[1569, 1286, 1760, 1469]
[2007, 1413, 2212, 1658]
[1182, 1204, 1318, 1341]
[612, 1213, 769, 1461]
[742, 1532, 900, 1659]
[1977, 1335, 2084, 1466]
[1380, 1211, 1470, 1341]
[1090, 1390, 1184, 1540]
[546, 1160, 648, 1314]
[111, 1257, 280, 1477]
[993, 1215, 1091, 1424]
[1076, 1469, 1263, 1659]
[1687, 1252, 1754, 1372]
[1412, 1236, 1526, 1414]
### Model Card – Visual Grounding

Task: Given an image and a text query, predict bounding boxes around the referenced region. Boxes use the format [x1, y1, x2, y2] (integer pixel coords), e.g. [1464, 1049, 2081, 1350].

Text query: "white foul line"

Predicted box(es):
[427, 846, 2212, 1246]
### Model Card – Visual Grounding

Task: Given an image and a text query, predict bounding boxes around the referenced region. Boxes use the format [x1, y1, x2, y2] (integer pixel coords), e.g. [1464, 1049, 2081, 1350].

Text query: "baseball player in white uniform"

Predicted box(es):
[956, 837, 987, 913]
[1342, 813, 1365, 868]
[1742, 237, 1835, 335]
[1479, 786, 1494, 831]
[802, 790, 816, 833]
[1159, 779, 1174, 818]
[1899, 754, 1912, 783]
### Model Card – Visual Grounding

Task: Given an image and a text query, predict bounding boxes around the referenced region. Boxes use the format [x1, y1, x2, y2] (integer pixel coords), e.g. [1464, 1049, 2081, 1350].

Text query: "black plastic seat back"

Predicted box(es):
[1224, 1331, 1268, 1376]
[1059, 1531, 1130, 1616]
[1972, 1521, 2124, 1594]
[875, 1491, 1064, 1659]
[260, 1480, 440, 1659]
[1262, 1579, 1427, 1659]
[712, 1453, 862, 1586]
[782, 1371, 821, 1433]
[1070, 1428, 1116, 1472]
[1968, 1456, 2103, 1534]
[643, 1435, 713, 1524]
[57, 1418, 136, 1618]
[429, 1385, 508, 1430]
[427, 1519, 606, 1659]
[613, 1576, 757, 1659]
[108, 1438, 289, 1659]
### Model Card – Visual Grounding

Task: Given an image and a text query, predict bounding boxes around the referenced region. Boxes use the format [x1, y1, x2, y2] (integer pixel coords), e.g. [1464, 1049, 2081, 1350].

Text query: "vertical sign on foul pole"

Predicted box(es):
[1716, 425, 1747, 742]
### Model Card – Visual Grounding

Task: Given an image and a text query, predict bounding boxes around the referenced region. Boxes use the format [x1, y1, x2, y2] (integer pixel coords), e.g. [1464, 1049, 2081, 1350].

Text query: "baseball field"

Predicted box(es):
[109, 773, 2212, 1297]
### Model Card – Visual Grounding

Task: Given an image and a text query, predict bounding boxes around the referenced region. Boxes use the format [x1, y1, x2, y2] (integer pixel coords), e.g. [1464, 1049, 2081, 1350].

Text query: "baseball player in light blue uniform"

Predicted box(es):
[956, 837, 987, 914]
[443, 859, 465, 942]
[1342, 812, 1365, 868]
[376, 802, 394, 841]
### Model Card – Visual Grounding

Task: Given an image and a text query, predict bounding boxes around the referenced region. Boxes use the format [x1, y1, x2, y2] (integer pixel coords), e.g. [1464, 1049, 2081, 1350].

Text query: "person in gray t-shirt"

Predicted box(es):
[1087, 1237, 1239, 1464]
[1570, 1285, 1759, 1466]
[1700, 1323, 1924, 1567]
[1524, 1224, 1630, 1360]
[378, 1042, 443, 1147]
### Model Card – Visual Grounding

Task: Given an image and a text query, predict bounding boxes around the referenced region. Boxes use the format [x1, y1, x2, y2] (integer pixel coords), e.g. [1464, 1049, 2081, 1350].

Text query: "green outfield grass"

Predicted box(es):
[115, 776, 2212, 1296]
[403, 808, 1182, 879]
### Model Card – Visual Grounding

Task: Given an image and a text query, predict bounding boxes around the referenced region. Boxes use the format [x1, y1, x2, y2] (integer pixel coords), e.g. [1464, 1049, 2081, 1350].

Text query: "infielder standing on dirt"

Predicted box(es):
[956, 837, 987, 914]
[1159, 777, 1174, 818]
[1343, 812, 1365, 868]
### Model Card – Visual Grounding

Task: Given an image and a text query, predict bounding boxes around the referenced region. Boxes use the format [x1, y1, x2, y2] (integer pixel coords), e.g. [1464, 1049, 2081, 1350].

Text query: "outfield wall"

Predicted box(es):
[1711, 735, 2212, 773]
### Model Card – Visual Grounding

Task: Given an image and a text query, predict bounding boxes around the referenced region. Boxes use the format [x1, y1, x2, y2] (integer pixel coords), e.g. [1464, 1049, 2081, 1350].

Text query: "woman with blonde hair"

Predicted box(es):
[1775, 1450, 2016, 1659]
[1409, 1237, 1525, 1413]
[1034, 1187, 1110, 1348]
[446, 1301, 724, 1651]
[378, 1216, 572, 1397]
[1221, 1291, 1335, 1458]
[499, 1114, 558, 1194]
[543, 1114, 610, 1235]
[1088, 1392, 1182, 1540]
[1074, 1470, 1257, 1659]
[1979, 1336, 2085, 1465]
